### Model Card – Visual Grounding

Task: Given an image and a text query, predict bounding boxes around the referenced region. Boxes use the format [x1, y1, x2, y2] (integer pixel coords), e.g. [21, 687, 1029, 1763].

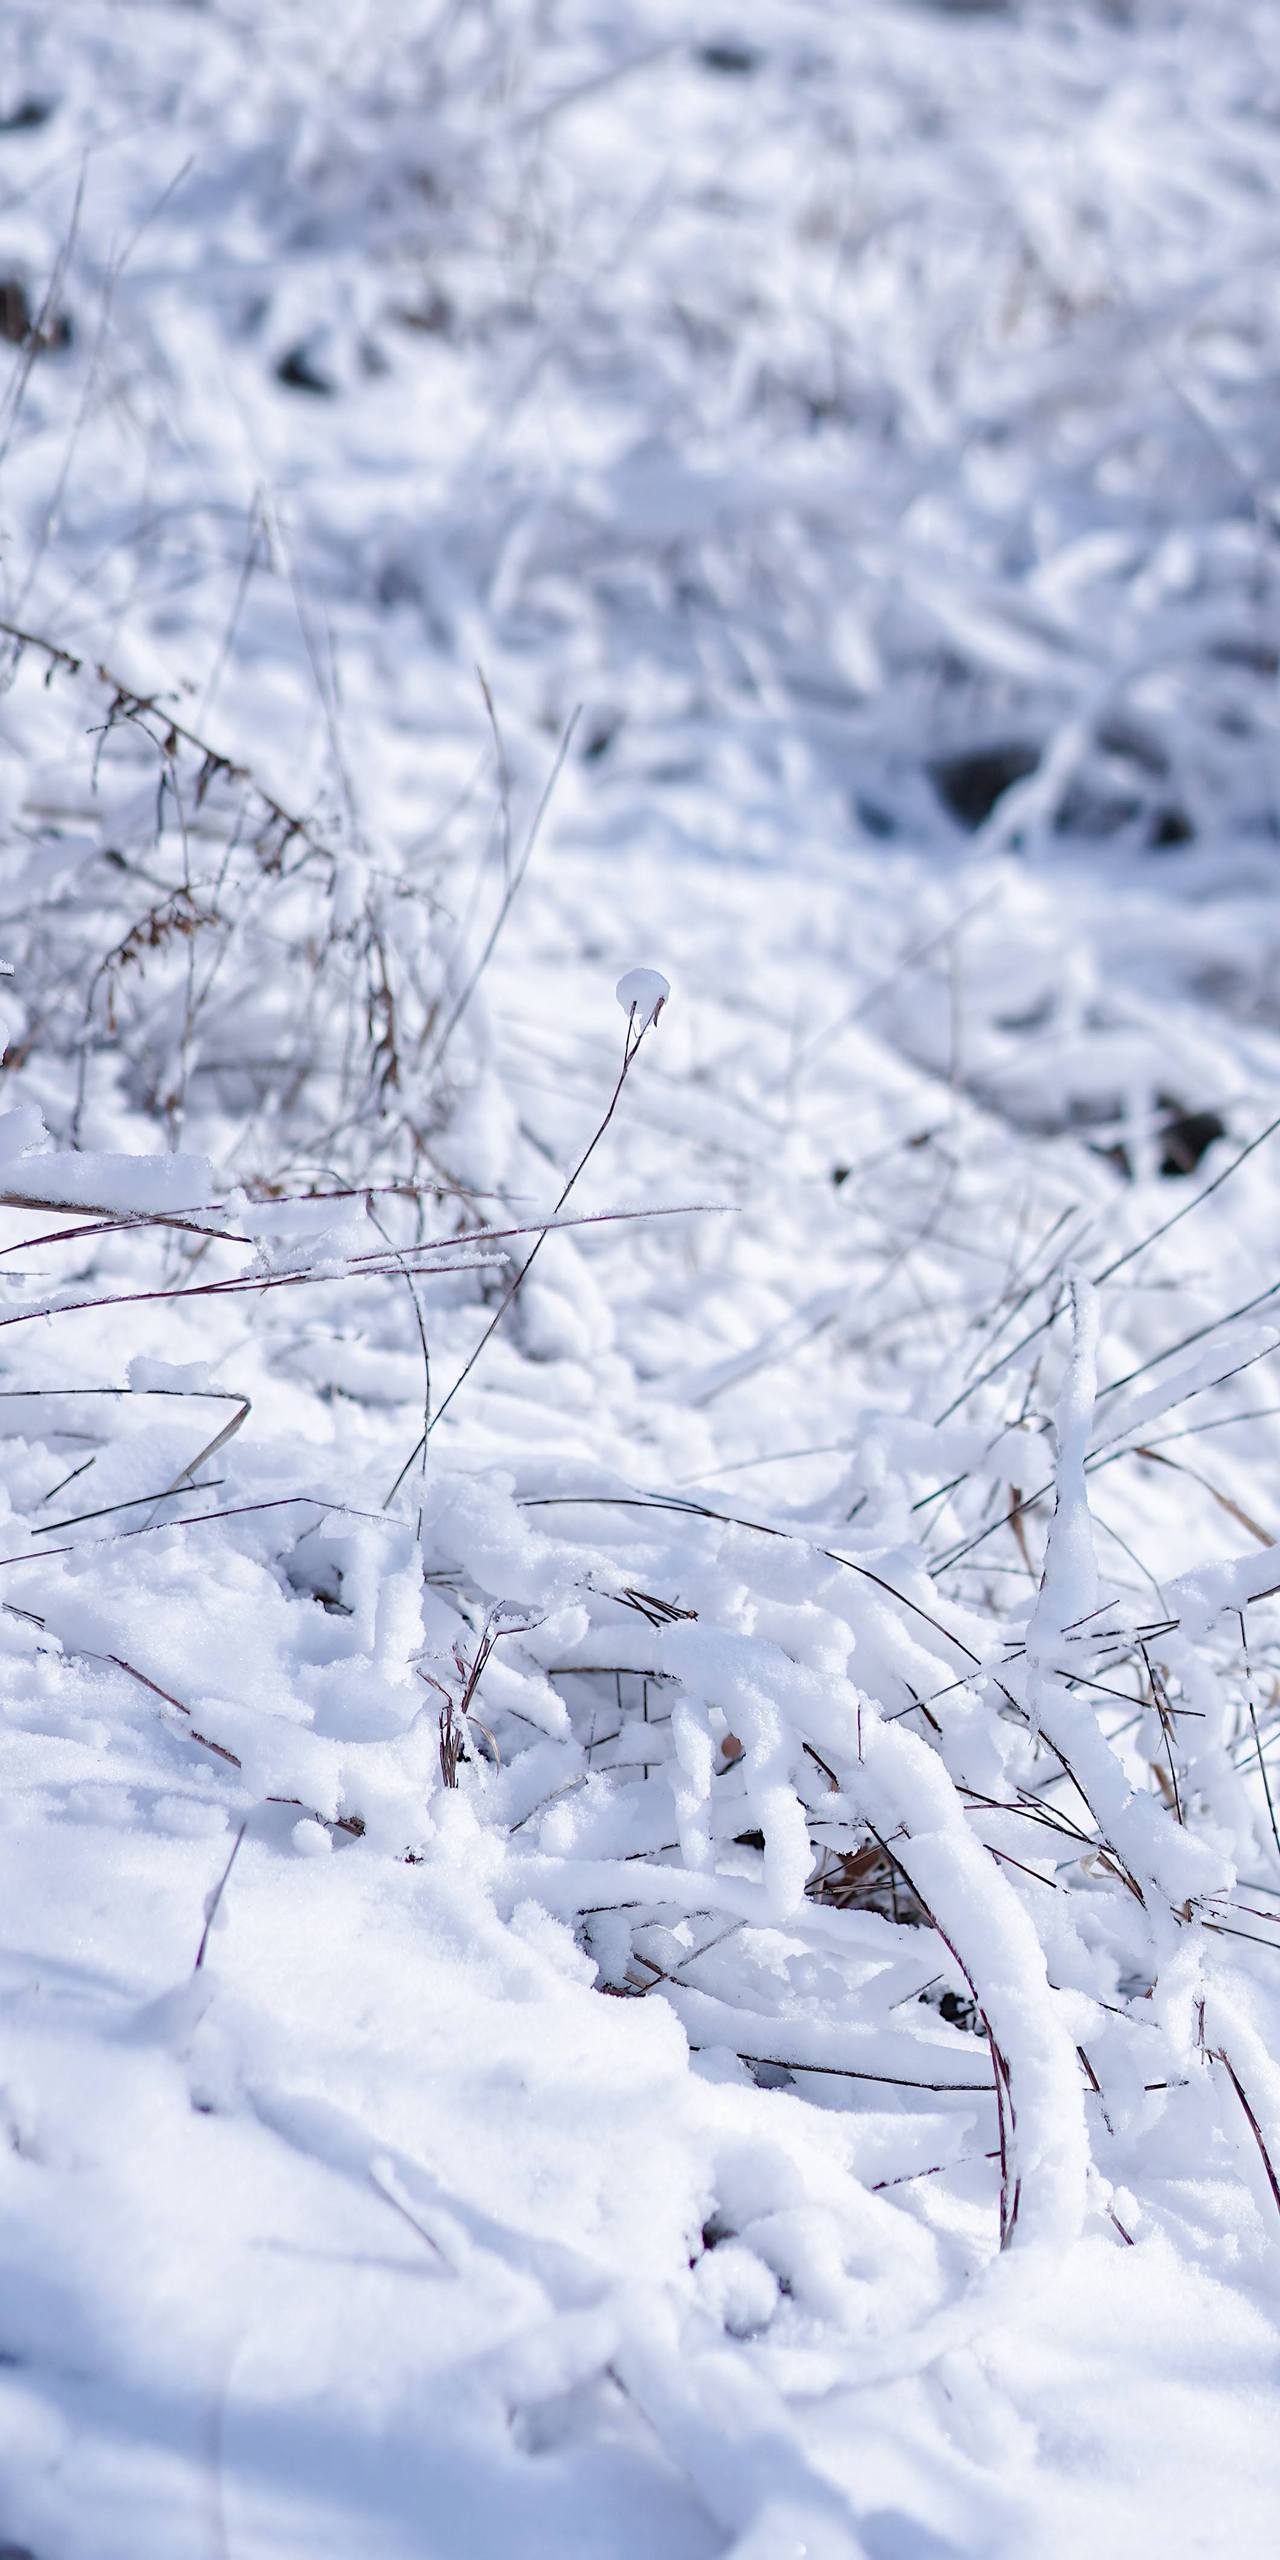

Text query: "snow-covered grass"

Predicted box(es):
[2, 3, 1280, 2552]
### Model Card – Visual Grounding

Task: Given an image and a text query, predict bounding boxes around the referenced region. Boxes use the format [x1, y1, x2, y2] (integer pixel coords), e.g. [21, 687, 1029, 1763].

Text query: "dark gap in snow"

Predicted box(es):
[929, 744, 1039, 828]
[0, 95, 53, 131]
[696, 43, 761, 77]
[0, 276, 72, 351]
[275, 342, 336, 395]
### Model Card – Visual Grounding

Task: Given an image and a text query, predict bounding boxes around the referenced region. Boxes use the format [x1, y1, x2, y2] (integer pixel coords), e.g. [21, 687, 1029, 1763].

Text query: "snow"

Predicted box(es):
[615, 967, 671, 1033]
[1, 1, 1280, 2553]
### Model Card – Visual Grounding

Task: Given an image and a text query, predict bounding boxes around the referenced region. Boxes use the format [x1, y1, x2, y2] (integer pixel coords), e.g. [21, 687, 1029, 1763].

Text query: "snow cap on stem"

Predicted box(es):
[616, 965, 670, 1031]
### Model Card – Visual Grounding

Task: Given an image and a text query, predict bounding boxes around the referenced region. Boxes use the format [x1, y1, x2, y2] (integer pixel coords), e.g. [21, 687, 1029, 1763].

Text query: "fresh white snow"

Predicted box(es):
[1, 2, 1280, 2554]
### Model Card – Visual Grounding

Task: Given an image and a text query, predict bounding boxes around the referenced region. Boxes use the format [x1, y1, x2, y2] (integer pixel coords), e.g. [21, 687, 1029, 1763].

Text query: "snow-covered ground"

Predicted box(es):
[2, 3, 1280, 2551]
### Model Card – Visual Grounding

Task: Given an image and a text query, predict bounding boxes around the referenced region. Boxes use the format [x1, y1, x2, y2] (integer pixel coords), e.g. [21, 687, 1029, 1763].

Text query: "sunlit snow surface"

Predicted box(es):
[1, 3, 1280, 2553]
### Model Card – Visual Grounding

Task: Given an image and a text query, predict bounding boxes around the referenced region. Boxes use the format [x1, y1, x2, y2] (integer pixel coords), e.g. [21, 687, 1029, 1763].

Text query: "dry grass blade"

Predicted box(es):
[193, 1819, 249, 1971]
[0, 612, 338, 872]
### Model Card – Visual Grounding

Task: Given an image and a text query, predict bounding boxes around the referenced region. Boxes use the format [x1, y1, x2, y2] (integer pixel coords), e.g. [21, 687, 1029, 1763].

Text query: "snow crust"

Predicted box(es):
[1, 2, 1280, 2553]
